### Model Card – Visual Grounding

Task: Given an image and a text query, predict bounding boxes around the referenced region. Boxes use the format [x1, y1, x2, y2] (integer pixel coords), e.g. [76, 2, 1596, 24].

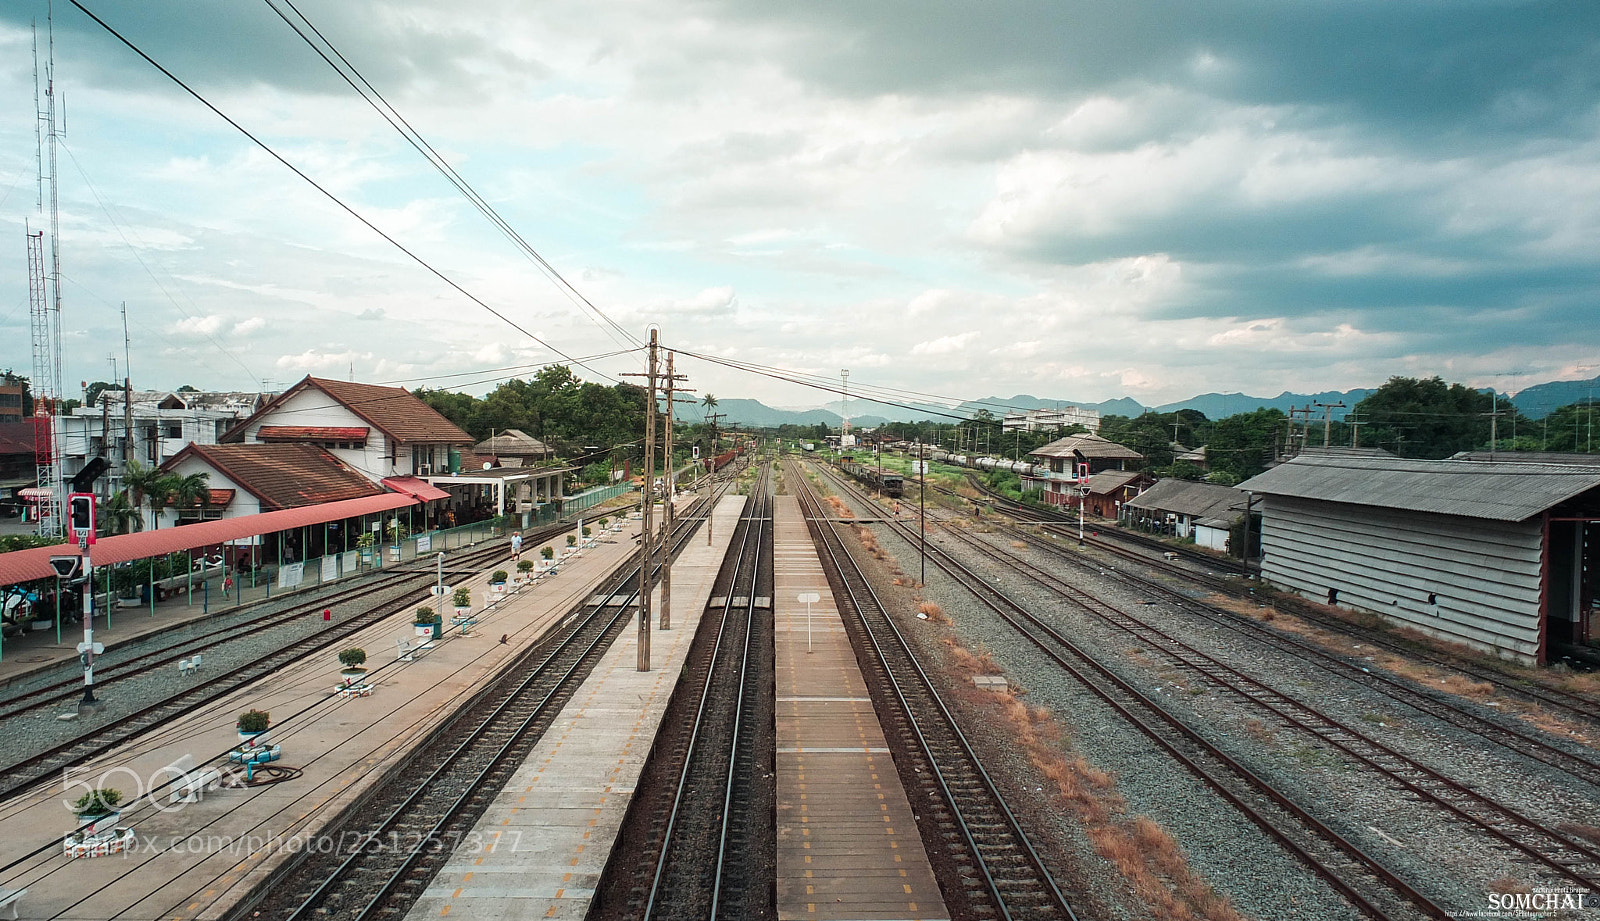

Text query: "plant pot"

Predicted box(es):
[237, 728, 270, 746]
[340, 666, 367, 685]
[414, 623, 434, 637]
[75, 810, 120, 836]
[453, 606, 471, 620]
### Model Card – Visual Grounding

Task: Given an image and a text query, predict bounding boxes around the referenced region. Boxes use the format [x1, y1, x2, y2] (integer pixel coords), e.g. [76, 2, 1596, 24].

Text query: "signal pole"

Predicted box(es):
[659, 351, 689, 630]
[1314, 401, 1346, 448]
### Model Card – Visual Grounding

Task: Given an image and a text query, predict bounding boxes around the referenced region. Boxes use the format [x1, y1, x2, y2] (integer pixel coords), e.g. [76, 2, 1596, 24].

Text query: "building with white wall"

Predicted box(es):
[1002, 406, 1101, 434]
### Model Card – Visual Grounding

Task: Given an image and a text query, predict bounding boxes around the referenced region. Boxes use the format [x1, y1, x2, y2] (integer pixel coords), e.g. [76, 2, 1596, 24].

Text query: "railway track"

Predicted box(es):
[0, 538, 531, 801]
[228, 487, 727, 921]
[946, 472, 1600, 728]
[816, 461, 1600, 910]
[592, 461, 775, 920]
[790, 457, 1081, 921]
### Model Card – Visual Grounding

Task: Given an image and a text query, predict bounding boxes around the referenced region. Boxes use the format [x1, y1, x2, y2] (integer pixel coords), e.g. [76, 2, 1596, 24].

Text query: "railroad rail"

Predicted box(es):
[229, 485, 729, 921]
[789, 457, 1080, 921]
[593, 461, 775, 919]
[817, 461, 1599, 907]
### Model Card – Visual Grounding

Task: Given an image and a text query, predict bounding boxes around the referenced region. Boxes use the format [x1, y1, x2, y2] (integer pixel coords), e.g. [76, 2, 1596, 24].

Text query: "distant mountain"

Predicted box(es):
[1512, 375, 1600, 419]
[818, 398, 960, 423]
[1154, 389, 1375, 421]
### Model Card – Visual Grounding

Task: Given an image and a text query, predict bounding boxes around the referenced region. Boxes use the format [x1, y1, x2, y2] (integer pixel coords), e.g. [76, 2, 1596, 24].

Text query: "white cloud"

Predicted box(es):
[233, 317, 266, 335]
[167, 315, 227, 338]
[910, 331, 979, 356]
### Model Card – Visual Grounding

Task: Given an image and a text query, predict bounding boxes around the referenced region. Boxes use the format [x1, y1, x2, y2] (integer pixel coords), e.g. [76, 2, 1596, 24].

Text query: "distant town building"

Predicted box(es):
[1024, 433, 1144, 507]
[474, 429, 556, 466]
[0, 380, 25, 423]
[59, 389, 267, 500]
[1002, 407, 1100, 434]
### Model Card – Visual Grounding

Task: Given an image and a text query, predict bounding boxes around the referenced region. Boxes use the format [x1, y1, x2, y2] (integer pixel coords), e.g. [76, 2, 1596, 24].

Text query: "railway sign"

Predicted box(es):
[76, 641, 104, 656]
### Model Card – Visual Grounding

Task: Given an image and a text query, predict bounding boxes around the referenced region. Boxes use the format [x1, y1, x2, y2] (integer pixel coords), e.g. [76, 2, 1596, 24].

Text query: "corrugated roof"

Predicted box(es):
[1085, 470, 1147, 494]
[1029, 433, 1144, 461]
[0, 493, 418, 585]
[1125, 478, 1244, 522]
[257, 425, 370, 443]
[164, 443, 383, 510]
[474, 429, 553, 456]
[381, 476, 451, 502]
[1237, 453, 1600, 522]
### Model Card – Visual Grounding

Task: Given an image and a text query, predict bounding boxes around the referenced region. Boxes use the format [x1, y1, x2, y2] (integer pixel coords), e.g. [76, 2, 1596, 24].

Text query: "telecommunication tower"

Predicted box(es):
[29, 17, 67, 538]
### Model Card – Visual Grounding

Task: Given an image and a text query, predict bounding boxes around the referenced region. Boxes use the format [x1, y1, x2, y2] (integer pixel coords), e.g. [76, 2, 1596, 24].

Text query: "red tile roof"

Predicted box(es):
[221, 376, 471, 446]
[257, 425, 370, 443]
[163, 443, 383, 511]
[381, 476, 451, 502]
[0, 493, 418, 585]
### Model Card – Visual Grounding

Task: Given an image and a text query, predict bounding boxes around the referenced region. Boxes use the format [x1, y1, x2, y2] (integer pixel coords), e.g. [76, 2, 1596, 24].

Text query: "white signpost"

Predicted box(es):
[797, 592, 821, 652]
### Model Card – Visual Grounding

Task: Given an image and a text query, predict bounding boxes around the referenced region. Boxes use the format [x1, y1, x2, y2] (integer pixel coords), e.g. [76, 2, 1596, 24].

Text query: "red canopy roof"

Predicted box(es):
[0, 492, 417, 586]
[381, 476, 451, 502]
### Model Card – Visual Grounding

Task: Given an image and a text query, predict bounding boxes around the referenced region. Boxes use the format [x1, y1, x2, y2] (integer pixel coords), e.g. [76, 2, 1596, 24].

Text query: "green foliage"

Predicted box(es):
[1526, 399, 1600, 453]
[72, 788, 122, 815]
[355, 531, 376, 549]
[236, 709, 271, 732]
[452, 587, 472, 608]
[517, 559, 534, 573]
[339, 648, 367, 668]
[541, 545, 554, 560]
[414, 605, 436, 622]
[415, 365, 648, 455]
[1353, 376, 1513, 458]
[0, 533, 61, 553]
[566, 534, 577, 547]
[491, 570, 508, 583]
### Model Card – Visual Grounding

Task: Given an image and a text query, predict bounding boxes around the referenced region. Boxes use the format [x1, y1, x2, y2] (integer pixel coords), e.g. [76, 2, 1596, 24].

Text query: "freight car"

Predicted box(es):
[835, 459, 904, 498]
[928, 448, 1044, 478]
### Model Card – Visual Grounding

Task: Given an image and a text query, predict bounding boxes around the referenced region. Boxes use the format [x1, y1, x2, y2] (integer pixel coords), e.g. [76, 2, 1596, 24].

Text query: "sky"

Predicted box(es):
[0, 0, 1597, 412]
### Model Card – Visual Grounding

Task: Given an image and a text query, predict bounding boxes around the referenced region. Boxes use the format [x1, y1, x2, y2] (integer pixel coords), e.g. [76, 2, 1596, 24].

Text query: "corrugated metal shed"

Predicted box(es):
[1084, 469, 1145, 495]
[1125, 479, 1244, 525]
[1238, 453, 1600, 522]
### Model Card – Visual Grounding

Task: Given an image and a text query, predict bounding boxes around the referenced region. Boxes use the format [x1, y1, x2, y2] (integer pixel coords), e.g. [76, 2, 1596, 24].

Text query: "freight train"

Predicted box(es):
[834, 459, 904, 498]
[926, 448, 1046, 479]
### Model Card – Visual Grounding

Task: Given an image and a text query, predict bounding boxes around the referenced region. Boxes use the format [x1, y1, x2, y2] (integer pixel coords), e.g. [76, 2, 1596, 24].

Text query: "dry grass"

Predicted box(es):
[939, 633, 1241, 921]
[826, 495, 853, 519]
[1487, 876, 1532, 895]
[1011, 540, 1030, 550]
[918, 601, 949, 624]
[1559, 823, 1600, 847]
[1243, 718, 1275, 745]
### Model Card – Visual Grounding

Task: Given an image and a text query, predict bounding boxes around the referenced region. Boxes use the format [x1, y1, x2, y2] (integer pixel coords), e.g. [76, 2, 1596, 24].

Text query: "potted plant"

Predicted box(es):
[413, 605, 441, 638]
[490, 570, 508, 596]
[516, 559, 535, 582]
[355, 530, 376, 566]
[581, 526, 592, 540]
[452, 587, 472, 620]
[338, 647, 367, 684]
[598, 516, 609, 531]
[540, 545, 555, 570]
[564, 534, 578, 555]
[72, 788, 123, 833]
[237, 708, 271, 745]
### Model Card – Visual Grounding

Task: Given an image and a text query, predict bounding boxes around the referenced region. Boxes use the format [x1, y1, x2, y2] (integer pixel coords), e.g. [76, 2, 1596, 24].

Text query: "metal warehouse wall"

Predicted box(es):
[1260, 496, 1543, 663]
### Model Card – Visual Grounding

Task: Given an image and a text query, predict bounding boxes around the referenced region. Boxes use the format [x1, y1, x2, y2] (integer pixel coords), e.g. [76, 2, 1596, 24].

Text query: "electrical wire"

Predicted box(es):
[260, 0, 641, 352]
[66, 0, 619, 385]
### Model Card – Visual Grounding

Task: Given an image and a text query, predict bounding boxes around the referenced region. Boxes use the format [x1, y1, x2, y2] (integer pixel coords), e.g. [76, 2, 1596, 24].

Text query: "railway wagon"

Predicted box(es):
[837, 460, 904, 498]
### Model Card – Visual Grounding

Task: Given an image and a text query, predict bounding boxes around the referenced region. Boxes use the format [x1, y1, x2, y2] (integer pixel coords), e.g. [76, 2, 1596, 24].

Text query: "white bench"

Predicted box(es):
[395, 637, 434, 662]
[178, 653, 203, 676]
[0, 888, 25, 920]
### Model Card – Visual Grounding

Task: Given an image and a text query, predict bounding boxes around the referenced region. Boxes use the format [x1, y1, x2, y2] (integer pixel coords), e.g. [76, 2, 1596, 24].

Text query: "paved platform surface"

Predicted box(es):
[0, 508, 668, 921]
[404, 494, 747, 921]
[773, 495, 948, 921]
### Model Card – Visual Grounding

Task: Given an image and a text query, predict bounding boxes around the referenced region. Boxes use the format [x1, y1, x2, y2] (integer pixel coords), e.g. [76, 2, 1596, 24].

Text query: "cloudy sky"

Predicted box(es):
[0, 0, 1597, 411]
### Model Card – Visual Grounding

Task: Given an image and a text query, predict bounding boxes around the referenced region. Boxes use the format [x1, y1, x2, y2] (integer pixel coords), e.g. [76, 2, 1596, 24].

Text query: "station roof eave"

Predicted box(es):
[381, 476, 451, 502]
[0, 492, 418, 586]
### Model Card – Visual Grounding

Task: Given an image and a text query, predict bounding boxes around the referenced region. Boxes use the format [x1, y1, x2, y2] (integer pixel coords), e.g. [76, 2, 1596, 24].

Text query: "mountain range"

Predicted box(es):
[672, 375, 1600, 429]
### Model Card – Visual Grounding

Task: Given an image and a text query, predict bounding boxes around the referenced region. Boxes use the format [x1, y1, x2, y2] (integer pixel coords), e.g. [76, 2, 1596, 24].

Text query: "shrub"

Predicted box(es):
[413, 605, 439, 624]
[541, 546, 554, 560]
[338, 648, 367, 668]
[566, 535, 577, 547]
[452, 587, 472, 608]
[236, 709, 271, 732]
[598, 517, 609, 528]
[73, 788, 122, 815]
[517, 560, 534, 573]
[491, 570, 508, 584]
[582, 526, 592, 538]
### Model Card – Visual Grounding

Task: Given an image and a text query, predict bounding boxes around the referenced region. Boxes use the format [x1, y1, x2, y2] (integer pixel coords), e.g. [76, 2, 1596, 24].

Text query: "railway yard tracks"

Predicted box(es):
[790, 457, 1081, 921]
[591, 462, 775, 921]
[227, 485, 730, 921]
[815, 458, 1600, 915]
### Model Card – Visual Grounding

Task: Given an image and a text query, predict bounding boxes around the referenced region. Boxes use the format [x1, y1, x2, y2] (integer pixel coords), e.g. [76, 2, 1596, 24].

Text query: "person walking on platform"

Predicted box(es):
[511, 531, 523, 561]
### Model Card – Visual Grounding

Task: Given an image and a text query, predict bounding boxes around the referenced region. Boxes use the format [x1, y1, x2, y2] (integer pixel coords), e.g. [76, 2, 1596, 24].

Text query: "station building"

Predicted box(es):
[1024, 433, 1145, 507]
[1122, 478, 1246, 551]
[1239, 451, 1600, 665]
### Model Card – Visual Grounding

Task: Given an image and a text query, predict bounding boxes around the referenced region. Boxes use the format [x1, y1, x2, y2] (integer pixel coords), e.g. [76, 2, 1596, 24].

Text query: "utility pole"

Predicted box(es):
[1348, 411, 1365, 448]
[840, 369, 851, 445]
[1314, 401, 1346, 448]
[620, 330, 659, 670]
[917, 440, 926, 585]
[660, 351, 690, 630]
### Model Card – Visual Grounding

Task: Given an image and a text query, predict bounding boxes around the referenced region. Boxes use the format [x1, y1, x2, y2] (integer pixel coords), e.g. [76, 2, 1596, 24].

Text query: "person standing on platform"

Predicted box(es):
[511, 531, 523, 561]
[223, 575, 233, 599]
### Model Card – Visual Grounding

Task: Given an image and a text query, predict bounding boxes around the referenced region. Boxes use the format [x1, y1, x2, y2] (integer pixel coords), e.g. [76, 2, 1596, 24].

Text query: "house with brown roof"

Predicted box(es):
[220, 377, 473, 484]
[474, 429, 555, 466]
[1023, 433, 1145, 507]
[159, 443, 384, 525]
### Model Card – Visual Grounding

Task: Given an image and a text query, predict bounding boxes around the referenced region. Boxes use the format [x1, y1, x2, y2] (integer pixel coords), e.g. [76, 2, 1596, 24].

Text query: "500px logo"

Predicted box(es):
[60, 758, 226, 817]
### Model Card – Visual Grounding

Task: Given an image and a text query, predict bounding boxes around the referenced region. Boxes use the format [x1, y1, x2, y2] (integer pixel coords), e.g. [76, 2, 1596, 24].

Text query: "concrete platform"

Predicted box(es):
[404, 494, 747, 921]
[772, 495, 948, 921]
[0, 508, 672, 921]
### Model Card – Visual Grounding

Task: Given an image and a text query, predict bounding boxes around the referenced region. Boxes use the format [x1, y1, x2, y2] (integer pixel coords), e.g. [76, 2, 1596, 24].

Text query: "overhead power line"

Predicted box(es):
[260, 0, 642, 352]
[67, 0, 618, 384]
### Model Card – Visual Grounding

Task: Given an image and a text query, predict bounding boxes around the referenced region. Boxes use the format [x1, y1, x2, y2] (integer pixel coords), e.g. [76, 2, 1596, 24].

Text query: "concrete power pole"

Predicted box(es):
[660, 351, 689, 631]
[631, 330, 659, 670]
[1314, 401, 1346, 448]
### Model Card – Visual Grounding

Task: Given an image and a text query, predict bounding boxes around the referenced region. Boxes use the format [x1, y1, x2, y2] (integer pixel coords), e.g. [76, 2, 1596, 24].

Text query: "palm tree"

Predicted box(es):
[143, 475, 181, 530]
[121, 460, 166, 532]
[170, 472, 212, 525]
[102, 491, 141, 535]
[702, 393, 718, 418]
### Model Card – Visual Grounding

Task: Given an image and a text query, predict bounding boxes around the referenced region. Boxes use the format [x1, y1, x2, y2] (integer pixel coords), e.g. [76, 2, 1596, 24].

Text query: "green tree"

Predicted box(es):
[101, 491, 141, 535]
[1529, 399, 1600, 453]
[170, 472, 212, 522]
[1352, 376, 1510, 458]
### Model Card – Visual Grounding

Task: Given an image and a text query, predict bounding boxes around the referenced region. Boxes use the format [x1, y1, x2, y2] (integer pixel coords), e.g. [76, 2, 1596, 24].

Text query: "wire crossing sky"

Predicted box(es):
[1, 0, 1597, 407]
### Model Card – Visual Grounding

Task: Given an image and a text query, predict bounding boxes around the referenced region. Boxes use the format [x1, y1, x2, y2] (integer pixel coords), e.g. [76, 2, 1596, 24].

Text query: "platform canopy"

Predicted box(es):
[0, 492, 418, 586]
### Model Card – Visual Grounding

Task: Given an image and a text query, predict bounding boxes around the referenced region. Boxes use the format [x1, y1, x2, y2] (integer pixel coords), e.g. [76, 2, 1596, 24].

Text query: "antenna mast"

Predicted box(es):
[29, 10, 67, 537]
